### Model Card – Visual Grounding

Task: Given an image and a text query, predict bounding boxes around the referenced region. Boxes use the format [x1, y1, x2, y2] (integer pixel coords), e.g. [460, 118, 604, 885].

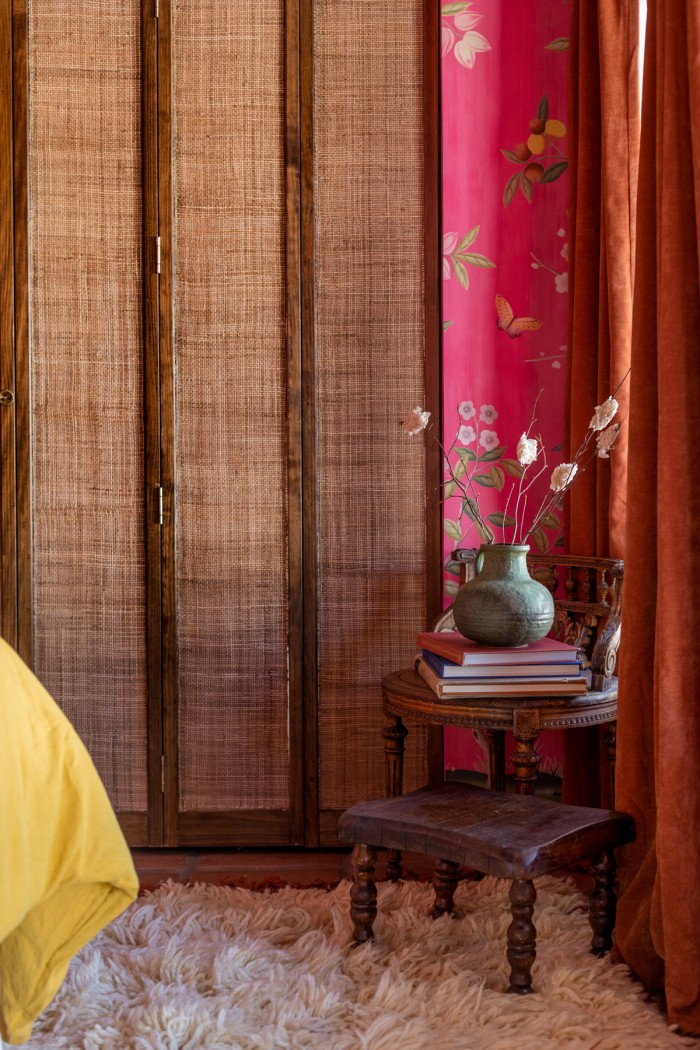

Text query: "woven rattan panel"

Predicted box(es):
[314, 1, 428, 809]
[27, 3, 148, 810]
[172, 1, 289, 811]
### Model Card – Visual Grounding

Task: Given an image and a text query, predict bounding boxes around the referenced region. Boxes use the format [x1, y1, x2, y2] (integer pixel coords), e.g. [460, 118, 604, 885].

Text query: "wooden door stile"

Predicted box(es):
[142, 0, 166, 846]
[285, 0, 306, 847]
[0, 0, 17, 648]
[11, 0, 29, 663]
[423, 0, 444, 787]
[299, 0, 319, 848]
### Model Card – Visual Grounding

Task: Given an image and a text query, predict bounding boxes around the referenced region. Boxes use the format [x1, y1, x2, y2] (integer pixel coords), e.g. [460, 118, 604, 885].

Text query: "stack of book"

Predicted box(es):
[415, 630, 586, 699]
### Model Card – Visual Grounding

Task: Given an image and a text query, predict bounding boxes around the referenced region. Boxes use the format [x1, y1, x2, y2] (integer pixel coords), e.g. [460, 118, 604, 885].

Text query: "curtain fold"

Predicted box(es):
[614, 0, 700, 1033]
[563, 0, 639, 807]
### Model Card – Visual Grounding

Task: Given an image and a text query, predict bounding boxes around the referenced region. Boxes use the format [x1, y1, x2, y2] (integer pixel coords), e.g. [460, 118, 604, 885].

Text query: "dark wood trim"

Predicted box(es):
[285, 0, 305, 846]
[423, 0, 444, 784]
[12, 0, 29, 664]
[0, 0, 17, 648]
[142, 0, 165, 845]
[318, 809, 345, 846]
[299, 0, 319, 847]
[178, 810, 291, 848]
[117, 812, 150, 847]
[156, 0, 178, 849]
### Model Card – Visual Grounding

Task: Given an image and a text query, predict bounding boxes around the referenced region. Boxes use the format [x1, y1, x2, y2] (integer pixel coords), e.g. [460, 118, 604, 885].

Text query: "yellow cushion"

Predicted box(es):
[0, 639, 139, 1044]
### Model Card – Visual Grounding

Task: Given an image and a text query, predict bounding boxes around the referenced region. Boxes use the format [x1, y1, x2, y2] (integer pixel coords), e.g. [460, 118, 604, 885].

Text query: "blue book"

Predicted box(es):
[420, 648, 583, 681]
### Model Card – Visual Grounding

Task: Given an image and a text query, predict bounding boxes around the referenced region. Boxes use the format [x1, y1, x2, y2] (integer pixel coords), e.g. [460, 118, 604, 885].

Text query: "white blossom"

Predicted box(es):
[589, 396, 618, 431]
[516, 433, 538, 466]
[479, 429, 499, 452]
[555, 272, 568, 293]
[458, 425, 476, 445]
[401, 406, 430, 436]
[479, 404, 499, 424]
[458, 400, 476, 420]
[596, 423, 621, 458]
[550, 462, 578, 491]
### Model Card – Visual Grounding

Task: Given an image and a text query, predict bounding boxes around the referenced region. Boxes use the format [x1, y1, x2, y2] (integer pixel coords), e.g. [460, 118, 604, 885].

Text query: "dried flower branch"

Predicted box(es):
[402, 370, 629, 556]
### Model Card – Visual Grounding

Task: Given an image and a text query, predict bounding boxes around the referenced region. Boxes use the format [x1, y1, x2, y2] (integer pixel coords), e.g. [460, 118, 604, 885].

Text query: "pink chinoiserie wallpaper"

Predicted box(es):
[440, 0, 570, 780]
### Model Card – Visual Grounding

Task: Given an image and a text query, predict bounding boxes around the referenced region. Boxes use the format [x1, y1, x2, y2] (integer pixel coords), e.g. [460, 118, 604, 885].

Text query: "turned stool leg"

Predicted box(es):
[431, 858, 460, 918]
[383, 713, 408, 881]
[350, 843, 378, 943]
[506, 879, 537, 994]
[589, 849, 617, 955]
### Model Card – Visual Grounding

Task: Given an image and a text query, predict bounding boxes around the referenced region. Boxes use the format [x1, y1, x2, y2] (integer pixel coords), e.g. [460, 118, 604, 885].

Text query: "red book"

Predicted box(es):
[416, 630, 580, 667]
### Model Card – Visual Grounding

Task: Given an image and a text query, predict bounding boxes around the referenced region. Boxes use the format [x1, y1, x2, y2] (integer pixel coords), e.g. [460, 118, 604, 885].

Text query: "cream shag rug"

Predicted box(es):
[21, 877, 692, 1050]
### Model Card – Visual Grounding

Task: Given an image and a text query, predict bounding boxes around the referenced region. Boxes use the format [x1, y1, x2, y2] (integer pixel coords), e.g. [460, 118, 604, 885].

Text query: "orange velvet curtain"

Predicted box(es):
[563, 0, 639, 807]
[613, 0, 700, 1033]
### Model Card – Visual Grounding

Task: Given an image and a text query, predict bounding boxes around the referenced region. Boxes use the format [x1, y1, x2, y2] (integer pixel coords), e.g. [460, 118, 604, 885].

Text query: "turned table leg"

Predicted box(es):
[511, 710, 541, 796]
[506, 878, 537, 994]
[350, 843, 378, 943]
[483, 729, 506, 792]
[431, 858, 460, 918]
[383, 712, 408, 881]
[589, 849, 617, 955]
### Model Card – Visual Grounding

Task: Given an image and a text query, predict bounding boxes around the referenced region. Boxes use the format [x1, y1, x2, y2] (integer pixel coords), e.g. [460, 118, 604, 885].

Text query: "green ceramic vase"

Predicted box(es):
[452, 543, 554, 647]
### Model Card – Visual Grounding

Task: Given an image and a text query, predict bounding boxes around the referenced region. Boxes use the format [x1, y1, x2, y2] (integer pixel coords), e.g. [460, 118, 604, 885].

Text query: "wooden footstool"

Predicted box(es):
[337, 782, 635, 994]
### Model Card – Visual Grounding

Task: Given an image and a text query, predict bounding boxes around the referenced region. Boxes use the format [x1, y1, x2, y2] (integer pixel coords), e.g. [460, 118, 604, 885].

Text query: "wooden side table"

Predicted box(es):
[382, 667, 618, 798]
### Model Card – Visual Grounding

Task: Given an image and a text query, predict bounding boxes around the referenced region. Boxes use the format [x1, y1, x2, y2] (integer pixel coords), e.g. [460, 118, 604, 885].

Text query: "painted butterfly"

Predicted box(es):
[495, 294, 543, 338]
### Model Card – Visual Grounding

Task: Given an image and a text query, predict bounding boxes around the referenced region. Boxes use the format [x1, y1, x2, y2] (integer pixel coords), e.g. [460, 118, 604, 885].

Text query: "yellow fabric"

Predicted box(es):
[0, 639, 139, 1044]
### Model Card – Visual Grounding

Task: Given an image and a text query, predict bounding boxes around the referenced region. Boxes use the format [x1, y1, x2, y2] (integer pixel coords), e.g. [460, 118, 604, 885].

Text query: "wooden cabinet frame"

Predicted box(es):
[0, 0, 442, 847]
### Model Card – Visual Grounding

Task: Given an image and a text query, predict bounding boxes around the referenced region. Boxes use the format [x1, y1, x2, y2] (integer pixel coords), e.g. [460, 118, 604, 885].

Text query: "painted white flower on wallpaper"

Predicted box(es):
[458, 400, 476, 420]
[531, 228, 568, 294]
[443, 227, 495, 290]
[441, 3, 491, 69]
[458, 424, 476, 444]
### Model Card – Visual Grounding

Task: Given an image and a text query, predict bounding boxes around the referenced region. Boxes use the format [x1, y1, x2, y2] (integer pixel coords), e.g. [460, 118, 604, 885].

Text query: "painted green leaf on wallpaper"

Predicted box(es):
[520, 175, 533, 203]
[541, 161, 568, 183]
[537, 94, 549, 122]
[541, 512, 562, 530]
[489, 464, 505, 490]
[545, 37, 569, 50]
[500, 149, 522, 164]
[444, 557, 461, 577]
[443, 320, 454, 331]
[457, 252, 495, 268]
[443, 479, 457, 499]
[452, 256, 469, 290]
[487, 512, 517, 528]
[456, 447, 477, 462]
[444, 580, 459, 596]
[461, 497, 478, 520]
[501, 457, 525, 478]
[478, 446, 506, 462]
[441, 2, 470, 14]
[453, 458, 467, 479]
[444, 518, 462, 541]
[530, 526, 549, 552]
[471, 473, 496, 487]
[503, 171, 521, 207]
[456, 226, 480, 252]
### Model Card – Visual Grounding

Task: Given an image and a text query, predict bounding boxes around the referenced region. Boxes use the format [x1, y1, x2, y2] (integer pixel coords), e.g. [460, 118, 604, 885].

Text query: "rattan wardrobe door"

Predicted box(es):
[27, 2, 149, 840]
[313, 0, 428, 840]
[170, 1, 292, 843]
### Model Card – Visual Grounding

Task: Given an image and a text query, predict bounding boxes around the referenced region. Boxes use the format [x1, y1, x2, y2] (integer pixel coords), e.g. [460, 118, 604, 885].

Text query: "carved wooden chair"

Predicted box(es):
[436, 550, 624, 797]
[336, 551, 634, 994]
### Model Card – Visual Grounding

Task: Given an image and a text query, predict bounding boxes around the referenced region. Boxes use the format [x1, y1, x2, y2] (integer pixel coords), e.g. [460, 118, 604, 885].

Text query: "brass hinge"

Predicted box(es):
[155, 235, 161, 274]
[161, 754, 165, 793]
[158, 486, 164, 525]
